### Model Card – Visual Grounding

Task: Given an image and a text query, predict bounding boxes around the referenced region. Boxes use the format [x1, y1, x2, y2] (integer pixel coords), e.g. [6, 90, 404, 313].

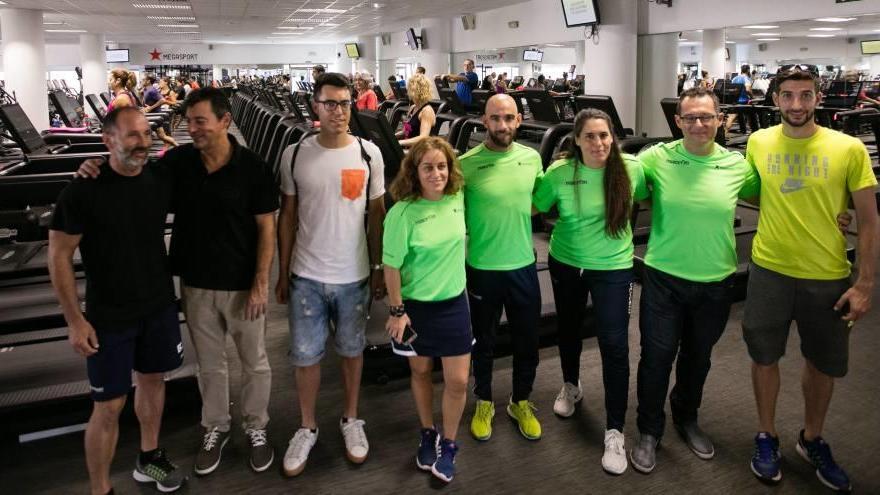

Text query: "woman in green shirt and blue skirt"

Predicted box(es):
[533, 109, 649, 475]
[383, 137, 471, 484]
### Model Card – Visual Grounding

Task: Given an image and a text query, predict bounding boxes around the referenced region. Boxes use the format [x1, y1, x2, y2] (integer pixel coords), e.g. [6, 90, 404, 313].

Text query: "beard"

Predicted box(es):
[116, 143, 149, 169]
[780, 109, 815, 128]
[487, 127, 515, 148]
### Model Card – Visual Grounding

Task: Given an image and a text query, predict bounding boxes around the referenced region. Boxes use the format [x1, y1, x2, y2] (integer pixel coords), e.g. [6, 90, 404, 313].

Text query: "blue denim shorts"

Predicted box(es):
[288, 275, 369, 367]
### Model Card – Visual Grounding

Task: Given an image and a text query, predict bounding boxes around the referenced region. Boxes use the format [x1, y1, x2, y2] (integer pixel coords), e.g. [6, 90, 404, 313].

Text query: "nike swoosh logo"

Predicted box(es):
[780, 178, 810, 194]
[780, 184, 810, 194]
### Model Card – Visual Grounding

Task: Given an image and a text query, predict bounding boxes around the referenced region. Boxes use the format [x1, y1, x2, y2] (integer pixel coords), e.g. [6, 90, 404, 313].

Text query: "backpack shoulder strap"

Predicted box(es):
[287, 130, 320, 193]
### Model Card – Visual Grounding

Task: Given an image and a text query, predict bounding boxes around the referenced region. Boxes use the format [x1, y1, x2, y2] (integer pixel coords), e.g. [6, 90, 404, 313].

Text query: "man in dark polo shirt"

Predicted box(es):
[49, 106, 185, 495]
[163, 88, 279, 476]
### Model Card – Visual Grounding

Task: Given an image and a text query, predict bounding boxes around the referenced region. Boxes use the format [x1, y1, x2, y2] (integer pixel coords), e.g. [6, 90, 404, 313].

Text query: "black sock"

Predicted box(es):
[139, 448, 158, 465]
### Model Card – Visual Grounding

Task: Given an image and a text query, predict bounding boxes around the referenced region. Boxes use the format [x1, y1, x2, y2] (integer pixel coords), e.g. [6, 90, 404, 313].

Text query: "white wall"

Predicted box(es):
[5, 41, 341, 71]
[639, 0, 880, 34]
[0, 42, 81, 71]
[122, 43, 338, 66]
[450, 0, 593, 53]
[743, 37, 864, 64]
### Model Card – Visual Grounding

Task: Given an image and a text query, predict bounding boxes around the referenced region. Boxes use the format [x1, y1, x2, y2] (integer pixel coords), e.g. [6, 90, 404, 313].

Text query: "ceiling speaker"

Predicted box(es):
[461, 14, 476, 31]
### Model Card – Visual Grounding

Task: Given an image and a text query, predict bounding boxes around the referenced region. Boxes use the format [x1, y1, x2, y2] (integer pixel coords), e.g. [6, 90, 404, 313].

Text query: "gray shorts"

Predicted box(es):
[742, 263, 853, 377]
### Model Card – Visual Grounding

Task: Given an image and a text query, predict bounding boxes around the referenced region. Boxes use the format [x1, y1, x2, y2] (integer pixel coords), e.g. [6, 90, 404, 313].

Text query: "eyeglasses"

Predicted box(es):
[313, 98, 352, 112]
[679, 114, 718, 125]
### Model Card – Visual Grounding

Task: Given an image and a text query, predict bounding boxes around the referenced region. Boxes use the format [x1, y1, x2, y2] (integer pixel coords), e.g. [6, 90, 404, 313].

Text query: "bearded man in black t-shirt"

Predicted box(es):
[49, 106, 185, 494]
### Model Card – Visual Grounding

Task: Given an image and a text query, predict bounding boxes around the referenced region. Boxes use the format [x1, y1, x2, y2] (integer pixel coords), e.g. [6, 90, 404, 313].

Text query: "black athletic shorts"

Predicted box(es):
[86, 302, 183, 401]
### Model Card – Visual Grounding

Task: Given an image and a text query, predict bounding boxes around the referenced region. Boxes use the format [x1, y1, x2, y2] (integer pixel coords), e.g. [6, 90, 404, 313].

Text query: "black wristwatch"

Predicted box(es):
[389, 304, 406, 317]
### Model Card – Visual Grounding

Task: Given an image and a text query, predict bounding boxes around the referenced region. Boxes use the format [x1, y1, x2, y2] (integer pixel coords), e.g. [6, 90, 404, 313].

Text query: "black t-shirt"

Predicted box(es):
[176, 86, 186, 101]
[164, 135, 279, 290]
[51, 162, 175, 327]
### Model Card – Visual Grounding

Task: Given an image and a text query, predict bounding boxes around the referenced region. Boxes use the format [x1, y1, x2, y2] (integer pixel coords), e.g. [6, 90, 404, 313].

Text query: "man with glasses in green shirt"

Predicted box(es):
[462, 94, 544, 442]
[630, 87, 761, 473]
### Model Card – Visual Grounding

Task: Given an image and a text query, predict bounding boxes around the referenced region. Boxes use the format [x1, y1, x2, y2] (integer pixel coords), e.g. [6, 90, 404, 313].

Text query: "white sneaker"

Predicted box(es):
[602, 429, 628, 475]
[340, 418, 369, 464]
[552, 381, 583, 417]
[283, 428, 318, 477]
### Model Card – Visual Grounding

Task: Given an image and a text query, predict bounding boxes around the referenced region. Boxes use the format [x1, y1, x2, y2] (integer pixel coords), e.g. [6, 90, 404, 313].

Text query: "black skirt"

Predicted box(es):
[391, 291, 473, 357]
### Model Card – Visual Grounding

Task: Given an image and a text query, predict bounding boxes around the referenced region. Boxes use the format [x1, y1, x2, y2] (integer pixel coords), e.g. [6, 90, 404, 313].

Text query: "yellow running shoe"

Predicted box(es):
[470, 400, 495, 441]
[507, 399, 542, 440]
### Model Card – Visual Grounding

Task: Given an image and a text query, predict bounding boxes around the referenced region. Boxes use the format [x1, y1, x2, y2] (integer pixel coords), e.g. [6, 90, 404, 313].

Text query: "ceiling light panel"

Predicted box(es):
[146, 15, 195, 20]
[296, 8, 347, 13]
[133, 3, 192, 9]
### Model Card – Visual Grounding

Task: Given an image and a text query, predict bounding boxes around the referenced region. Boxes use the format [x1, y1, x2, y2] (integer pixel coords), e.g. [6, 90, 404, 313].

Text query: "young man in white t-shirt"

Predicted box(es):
[275, 72, 387, 476]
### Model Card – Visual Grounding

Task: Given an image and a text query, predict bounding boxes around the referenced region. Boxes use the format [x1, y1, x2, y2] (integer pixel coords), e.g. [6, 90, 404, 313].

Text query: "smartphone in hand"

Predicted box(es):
[401, 324, 418, 345]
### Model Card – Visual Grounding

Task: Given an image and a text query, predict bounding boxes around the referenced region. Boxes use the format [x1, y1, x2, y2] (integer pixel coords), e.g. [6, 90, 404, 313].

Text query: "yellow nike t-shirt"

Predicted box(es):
[746, 125, 877, 280]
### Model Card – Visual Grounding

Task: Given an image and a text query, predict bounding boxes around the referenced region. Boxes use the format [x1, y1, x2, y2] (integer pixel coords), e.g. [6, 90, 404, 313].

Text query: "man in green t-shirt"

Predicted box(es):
[630, 87, 761, 474]
[743, 68, 878, 491]
[460, 94, 544, 442]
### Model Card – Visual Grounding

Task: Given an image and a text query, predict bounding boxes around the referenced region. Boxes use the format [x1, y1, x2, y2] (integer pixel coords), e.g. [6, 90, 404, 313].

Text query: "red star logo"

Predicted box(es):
[149, 48, 161, 60]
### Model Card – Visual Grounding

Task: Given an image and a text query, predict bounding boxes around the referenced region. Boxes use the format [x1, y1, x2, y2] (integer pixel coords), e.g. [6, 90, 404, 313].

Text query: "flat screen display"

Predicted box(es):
[861, 40, 880, 55]
[405, 28, 419, 50]
[523, 49, 544, 62]
[560, 0, 600, 27]
[345, 43, 361, 58]
[105, 49, 130, 63]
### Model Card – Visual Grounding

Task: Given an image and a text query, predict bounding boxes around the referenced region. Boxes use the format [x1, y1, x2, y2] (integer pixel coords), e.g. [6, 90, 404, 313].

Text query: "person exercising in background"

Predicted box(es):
[446, 59, 479, 106]
[725, 64, 753, 132]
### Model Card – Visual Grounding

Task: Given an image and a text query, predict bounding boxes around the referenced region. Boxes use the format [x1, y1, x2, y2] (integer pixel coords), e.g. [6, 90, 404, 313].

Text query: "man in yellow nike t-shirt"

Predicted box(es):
[744, 68, 878, 492]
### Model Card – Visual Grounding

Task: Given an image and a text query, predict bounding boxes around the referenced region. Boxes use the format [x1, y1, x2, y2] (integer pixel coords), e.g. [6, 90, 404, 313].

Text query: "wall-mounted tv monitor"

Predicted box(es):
[560, 0, 600, 28]
[345, 43, 361, 58]
[523, 49, 544, 62]
[405, 28, 419, 50]
[106, 49, 130, 63]
[861, 40, 880, 55]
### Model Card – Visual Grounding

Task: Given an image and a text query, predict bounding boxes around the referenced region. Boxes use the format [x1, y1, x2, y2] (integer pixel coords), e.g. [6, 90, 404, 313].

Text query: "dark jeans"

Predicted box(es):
[468, 263, 541, 403]
[549, 255, 634, 431]
[636, 266, 734, 439]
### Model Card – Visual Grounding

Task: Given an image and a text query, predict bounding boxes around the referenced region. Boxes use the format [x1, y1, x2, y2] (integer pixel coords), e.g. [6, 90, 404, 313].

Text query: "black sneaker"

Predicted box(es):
[194, 426, 230, 475]
[133, 448, 186, 493]
[245, 428, 274, 472]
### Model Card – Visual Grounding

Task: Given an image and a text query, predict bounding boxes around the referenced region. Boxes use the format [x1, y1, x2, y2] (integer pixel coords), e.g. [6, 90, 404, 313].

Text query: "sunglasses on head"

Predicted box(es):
[779, 64, 816, 75]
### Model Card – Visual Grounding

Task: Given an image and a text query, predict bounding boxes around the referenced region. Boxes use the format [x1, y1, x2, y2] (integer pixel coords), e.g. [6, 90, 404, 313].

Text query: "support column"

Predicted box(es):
[701, 29, 726, 82]
[418, 18, 451, 84]
[354, 35, 378, 78]
[583, 0, 638, 128]
[636, 32, 678, 137]
[376, 34, 397, 89]
[574, 42, 586, 76]
[1, 9, 49, 129]
[724, 42, 738, 76]
[79, 33, 106, 119]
